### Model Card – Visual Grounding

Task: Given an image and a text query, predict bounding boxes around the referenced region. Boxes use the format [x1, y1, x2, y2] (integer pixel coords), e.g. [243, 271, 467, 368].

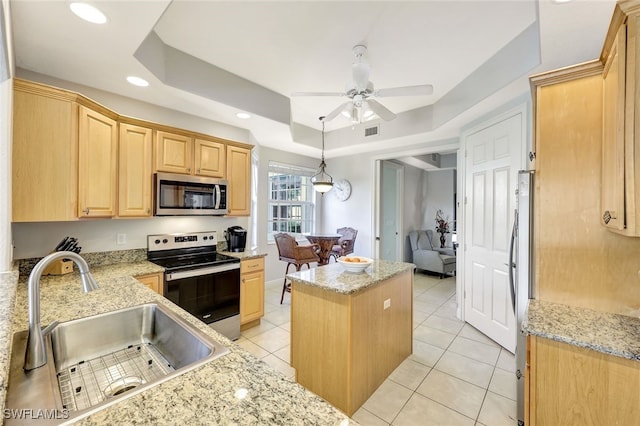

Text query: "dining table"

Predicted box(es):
[305, 233, 342, 266]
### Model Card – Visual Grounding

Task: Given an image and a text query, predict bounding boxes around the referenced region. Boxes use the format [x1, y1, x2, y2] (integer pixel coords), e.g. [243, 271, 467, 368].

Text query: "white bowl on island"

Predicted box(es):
[337, 256, 373, 273]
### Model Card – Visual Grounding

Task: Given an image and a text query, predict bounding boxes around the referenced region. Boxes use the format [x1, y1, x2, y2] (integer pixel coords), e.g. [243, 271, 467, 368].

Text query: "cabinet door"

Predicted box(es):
[12, 84, 78, 222]
[194, 138, 226, 177]
[226, 145, 251, 216]
[119, 123, 152, 217]
[154, 131, 193, 174]
[601, 24, 626, 231]
[78, 105, 117, 218]
[135, 273, 163, 295]
[240, 270, 264, 324]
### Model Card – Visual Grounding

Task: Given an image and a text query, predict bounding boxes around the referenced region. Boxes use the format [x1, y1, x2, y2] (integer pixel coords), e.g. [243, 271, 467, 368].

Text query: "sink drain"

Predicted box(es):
[103, 376, 144, 398]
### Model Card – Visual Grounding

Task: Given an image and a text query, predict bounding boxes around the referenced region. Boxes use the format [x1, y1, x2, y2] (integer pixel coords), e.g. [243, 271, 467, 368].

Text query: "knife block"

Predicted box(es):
[43, 259, 74, 276]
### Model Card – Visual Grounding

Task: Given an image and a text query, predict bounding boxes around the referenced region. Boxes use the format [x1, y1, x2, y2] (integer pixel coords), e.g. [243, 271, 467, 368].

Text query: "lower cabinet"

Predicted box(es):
[527, 335, 640, 425]
[134, 272, 163, 295]
[240, 257, 265, 327]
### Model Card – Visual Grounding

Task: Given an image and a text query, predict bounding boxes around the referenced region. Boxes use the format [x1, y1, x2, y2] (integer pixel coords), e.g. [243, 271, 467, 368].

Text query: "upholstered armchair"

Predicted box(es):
[408, 230, 456, 278]
[329, 227, 358, 262]
[274, 233, 320, 303]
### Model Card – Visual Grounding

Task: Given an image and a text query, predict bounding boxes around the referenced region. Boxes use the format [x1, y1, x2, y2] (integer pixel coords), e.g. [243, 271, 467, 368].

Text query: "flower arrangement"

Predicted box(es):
[435, 209, 451, 234]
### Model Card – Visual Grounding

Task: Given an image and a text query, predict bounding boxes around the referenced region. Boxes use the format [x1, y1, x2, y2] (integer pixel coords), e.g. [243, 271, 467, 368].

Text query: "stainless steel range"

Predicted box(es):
[147, 231, 241, 340]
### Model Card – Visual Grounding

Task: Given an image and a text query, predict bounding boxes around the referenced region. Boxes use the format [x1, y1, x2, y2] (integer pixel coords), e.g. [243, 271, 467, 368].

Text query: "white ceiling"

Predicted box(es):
[9, 0, 616, 158]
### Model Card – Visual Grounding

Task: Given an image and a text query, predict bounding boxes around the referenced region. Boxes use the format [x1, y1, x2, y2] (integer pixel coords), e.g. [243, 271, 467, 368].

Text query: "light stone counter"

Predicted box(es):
[523, 299, 640, 361]
[287, 260, 416, 295]
[0, 269, 19, 419]
[221, 250, 268, 261]
[3, 261, 355, 425]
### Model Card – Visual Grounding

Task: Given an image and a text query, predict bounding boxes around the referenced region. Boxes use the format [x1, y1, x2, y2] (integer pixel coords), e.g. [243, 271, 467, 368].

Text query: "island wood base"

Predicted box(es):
[290, 269, 413, 416]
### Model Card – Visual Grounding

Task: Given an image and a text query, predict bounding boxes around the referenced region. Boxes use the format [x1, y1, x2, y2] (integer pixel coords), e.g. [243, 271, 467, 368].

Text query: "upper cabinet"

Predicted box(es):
[77, 105, 118, 218]
[601, 4, 640, 236]
[154, 132, 227, 178]
[119, 123, 153, 217]
[226, 145, 251, 216]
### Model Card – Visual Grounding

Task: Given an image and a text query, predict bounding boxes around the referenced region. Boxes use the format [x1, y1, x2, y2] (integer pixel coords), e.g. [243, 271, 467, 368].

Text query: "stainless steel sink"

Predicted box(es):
[6, 303, 229, 424]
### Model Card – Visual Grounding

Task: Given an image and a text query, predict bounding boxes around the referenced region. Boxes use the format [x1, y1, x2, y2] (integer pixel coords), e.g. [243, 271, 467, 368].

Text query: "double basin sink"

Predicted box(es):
[6, 303, 229, 424]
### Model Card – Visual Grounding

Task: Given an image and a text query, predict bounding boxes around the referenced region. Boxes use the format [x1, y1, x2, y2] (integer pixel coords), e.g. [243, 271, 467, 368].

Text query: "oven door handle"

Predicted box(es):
[166, 263, 240, 281]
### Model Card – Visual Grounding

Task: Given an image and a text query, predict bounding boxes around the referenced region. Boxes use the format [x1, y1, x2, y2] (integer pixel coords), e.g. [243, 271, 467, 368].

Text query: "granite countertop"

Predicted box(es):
[221, 250, 268, 261]
[287, 260, 415, 295]
[2, 260, 354, 425]
[523, 299, 640, 361]
[0, 269, 19, 417]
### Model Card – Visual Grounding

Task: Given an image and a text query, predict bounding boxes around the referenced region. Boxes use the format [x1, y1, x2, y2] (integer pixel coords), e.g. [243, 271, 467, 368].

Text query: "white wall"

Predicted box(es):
[0, 0, 13, 271]
[402, 164, 428, 262]
[425, 169, 456, 247]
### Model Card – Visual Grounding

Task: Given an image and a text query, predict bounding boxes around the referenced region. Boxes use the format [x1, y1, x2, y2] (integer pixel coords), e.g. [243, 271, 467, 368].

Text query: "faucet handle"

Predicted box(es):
[41, 321, 60, 336]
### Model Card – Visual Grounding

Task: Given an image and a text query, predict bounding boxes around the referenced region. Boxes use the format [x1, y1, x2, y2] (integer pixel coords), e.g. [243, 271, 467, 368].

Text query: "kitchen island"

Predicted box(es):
[1, 261, 354, 425]
[288, 260, 415, 416]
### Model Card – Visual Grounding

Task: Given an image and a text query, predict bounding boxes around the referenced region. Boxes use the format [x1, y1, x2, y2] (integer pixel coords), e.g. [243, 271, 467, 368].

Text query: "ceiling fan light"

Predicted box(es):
[363, 109, 375, 119]
[70, 2, 107, 24]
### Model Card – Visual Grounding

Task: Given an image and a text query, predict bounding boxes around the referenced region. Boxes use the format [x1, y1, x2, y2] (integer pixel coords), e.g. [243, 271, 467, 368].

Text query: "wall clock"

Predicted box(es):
[334, 179, 352, 201]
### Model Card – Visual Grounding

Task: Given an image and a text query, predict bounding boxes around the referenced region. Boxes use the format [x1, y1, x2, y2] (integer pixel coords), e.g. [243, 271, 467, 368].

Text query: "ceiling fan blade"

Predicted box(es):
[291, 91, 346, 97]
[324, 102, 351, 122]
[366, 99, 397, 121]
[374, 84, 434, 97]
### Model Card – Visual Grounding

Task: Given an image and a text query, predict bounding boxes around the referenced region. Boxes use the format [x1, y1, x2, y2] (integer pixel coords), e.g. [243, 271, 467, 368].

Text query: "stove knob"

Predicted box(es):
[203, 236, 208, 240]
[209, 235, 214, 240]
[162, 239, 168, 244]
[154, 239, 161, 245]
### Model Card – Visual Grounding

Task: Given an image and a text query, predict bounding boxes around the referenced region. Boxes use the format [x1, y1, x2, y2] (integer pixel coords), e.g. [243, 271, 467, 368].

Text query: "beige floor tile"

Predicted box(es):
[413, 310, 430, 326]
[362, 380, 413, 423]
[477, 391, 518, 426]
[388, 359, 431, 390]
[488, 368, 516, 401]
[448, 336, 501, 366]
[240, 320, 276, 339]
[413, 324, 456, 349]
[262, 307, 291, 326]
[433, 301, 458, 319]
[261, 354, 296, 380]
[249, 327, 290, 353]
[273, 345, 291, 364]
[496, 348, 516, 373]
[416, 291, 451, 304]
[416, 370, 486, 419]
[410, 340, 445, 367]
[423, 315, 465, 335]
[236, 339, 270, 359]
[458, 324, 500, 347]
[392, 393, 475, 426]
[352, 408, 389, 426]
[279, 321, 291, 332]
[434, 351, 495, 388]
[413, 300, 441, 315]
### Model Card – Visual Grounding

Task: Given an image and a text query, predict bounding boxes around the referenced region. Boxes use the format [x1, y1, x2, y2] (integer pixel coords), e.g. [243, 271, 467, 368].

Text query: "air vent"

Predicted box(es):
[364, 125, 379, 137]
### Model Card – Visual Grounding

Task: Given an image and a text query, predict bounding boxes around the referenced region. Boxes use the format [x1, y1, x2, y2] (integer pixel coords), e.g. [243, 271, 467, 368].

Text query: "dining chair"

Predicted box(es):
[274, 233, 320, 304]
[329, 227, 358, 262]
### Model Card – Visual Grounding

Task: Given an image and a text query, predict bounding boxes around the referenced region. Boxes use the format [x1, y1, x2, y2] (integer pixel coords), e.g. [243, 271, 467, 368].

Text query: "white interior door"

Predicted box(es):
[463, 112, 522, 353]
[380, 161, 403, 261]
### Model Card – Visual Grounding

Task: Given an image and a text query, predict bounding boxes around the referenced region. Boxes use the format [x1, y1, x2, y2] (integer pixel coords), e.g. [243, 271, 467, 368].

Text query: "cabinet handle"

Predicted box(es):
[187, 167, 191, 173]
[83, 208, 90, 215]
[147, 208, 151, 214]
[242, 278, 245, 283]
[603, 210, 616, 224]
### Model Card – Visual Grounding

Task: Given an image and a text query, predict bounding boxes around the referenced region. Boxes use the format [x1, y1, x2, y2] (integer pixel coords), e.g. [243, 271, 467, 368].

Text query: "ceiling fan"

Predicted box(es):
[292, 44, 433, 123]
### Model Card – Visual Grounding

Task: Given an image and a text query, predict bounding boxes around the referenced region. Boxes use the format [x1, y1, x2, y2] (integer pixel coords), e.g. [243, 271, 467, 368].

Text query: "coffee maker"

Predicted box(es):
[225, 226, 247, 252]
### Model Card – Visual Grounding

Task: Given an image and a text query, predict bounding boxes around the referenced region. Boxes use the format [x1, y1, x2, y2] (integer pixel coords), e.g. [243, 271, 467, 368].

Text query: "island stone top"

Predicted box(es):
[2, 260, 355, 425]
[523, 299, 640, 361]
[287, 260, 415, 295]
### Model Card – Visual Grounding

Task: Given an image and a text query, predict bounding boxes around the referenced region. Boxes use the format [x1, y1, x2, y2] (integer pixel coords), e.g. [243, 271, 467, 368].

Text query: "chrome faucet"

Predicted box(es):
[24, 251, 99, 371]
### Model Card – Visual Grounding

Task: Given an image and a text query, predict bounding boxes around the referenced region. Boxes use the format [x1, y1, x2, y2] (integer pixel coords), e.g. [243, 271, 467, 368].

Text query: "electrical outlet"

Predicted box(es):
[383, 298, 391, 310]
[116, 233, 127, 245]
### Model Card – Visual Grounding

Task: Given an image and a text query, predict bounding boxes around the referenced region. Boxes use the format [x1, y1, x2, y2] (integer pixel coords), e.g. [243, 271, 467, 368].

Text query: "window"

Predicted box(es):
[267, 162, 315, 241]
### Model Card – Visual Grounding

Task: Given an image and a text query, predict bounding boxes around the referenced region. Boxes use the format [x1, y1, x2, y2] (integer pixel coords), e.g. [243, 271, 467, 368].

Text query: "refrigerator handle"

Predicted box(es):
[508, 209, 517, 314]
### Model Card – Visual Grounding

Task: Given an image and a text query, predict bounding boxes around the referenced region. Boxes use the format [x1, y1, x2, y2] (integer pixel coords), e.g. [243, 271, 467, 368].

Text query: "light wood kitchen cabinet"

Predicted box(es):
[154, 132, 227, 178]
[77, 105, 118, 218]
[226, 145, 251, 216]
[154, 130, 193, 175]
[240, 257, 264, 327]
[118, 123, 153, 217]
[527, 335, 640, 425]
[600, 4, 640, 236]
[134, 272, 163, 295]
[12, 81, 79, 222]
[194, 138, 226, 177]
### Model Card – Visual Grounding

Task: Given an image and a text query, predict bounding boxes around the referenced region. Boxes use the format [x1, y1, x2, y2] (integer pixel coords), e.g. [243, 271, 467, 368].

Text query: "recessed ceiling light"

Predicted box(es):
[552, 0, 574, 3]
[236, 112, 251, 119]
[126, 76, 149, 87]
[69, 2, 107, 24]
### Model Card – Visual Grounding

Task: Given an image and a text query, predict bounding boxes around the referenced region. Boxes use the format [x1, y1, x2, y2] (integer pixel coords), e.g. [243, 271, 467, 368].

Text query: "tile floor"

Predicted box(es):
[236, 272, 518, 425]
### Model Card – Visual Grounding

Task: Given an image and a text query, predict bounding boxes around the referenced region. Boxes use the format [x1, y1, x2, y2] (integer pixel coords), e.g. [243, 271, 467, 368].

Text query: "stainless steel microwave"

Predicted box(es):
[154, 172, 228, 216]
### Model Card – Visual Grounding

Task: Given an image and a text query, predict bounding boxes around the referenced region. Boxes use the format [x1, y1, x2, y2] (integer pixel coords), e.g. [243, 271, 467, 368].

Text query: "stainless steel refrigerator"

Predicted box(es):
[509, 170, 534, 426]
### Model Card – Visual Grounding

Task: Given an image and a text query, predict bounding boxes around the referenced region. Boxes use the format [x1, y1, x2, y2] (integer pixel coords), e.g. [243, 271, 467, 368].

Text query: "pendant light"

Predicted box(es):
[311, 116, 334, 193]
